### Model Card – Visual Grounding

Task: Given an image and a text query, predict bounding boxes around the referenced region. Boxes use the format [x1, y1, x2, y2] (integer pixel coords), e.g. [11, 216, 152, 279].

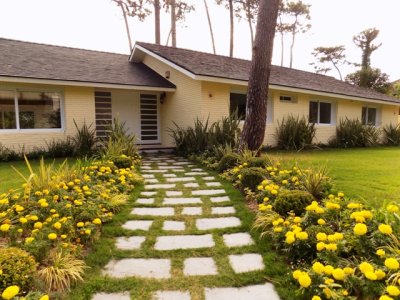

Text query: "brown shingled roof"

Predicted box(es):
[0, 38, 175, 89]
[135, 42, 399, 104]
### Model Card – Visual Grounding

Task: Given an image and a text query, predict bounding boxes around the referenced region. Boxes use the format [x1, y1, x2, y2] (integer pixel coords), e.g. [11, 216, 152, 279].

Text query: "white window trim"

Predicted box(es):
[310, 99, 336, 126]
[0, 87, 65, 132]
[279, 94, 298, 103]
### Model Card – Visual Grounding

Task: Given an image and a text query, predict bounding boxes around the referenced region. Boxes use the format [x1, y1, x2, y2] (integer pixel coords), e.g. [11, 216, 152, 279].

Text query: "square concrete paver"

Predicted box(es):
[136, 198, 155, 205]
[131, 207, 175, 216]
[190, 168, 204, 172]
[145, 179, 159, 184]
[163, 221, 185, 231]
[203, 176, 216, 181]
[185, 172, 208, 176]
[170, 169, 185, 173]
[163, 173, 177, 178]
[183, 182, 199, 188]
[192, 189, 226, 196]
[142, 174, 155, 179]
[158, 166, 180, 169]
[204, 283, 280, 300]
[166, 191, 183, 196]
[163, 198, 202, 205]
[142, 170, 167, 173]
[166, 177, 196, 183]
[206, 182, 222, 187]
[181, 207, 202, 215]
[141, 191, 157, 197]
[183, 257, 218, 276]
[223, 232, 255, 247]
[141, 166, 152, 169]
[154, 234, 214, 250]
[153, 291, 191, 300]
[122, 220, 153, 231]
[145, 184, 176, 190]
[92, 293, 130, 300]
[196, 217, 241, 230]
[174, 162, 190, 165]
[211, 206, 236, 215]
[115, 236, 146, 250]
[228, 253, 264, 273]
[210, 196, 230, 203]
[103, 258, 171, 279]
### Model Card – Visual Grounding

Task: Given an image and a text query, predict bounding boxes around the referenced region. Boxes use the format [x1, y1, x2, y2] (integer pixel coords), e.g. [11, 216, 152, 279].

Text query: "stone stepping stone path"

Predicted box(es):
[94, 155, 280, 300]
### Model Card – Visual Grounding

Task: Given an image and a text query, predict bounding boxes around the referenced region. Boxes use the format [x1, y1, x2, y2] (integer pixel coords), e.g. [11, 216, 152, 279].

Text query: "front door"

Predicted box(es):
[140, 94, 159, 143]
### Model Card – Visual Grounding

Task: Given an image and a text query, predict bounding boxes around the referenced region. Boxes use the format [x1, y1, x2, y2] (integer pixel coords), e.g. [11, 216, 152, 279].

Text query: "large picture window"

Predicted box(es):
[362, 106, 377, 126]
[0, 90, 62, 130]
[309, 101, 332, 124]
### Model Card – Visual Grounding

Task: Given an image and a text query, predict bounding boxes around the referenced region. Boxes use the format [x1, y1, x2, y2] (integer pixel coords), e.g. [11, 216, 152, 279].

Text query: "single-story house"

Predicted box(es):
[1, 38, 399, 150]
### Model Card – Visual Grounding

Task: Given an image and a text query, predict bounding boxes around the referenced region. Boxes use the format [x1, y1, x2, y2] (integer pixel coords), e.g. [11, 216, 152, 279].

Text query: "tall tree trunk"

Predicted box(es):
[289, 27, 295, 68]
[166, 28, 172, 45]
[229, 0, 234, 57]
[170, 0, 177, 47]
[238, 0, 280, 151]
[203, 0, 216, 54]
[154, 0, 161, 44]
[119, 1, 132, 52]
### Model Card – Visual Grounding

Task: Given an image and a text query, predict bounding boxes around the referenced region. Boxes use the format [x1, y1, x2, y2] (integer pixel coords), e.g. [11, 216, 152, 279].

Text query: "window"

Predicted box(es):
[230, 93, 247, 120]
[362, 106, 377, 125]
[0, 89, 62, 130]
[309, 101, 332, 124]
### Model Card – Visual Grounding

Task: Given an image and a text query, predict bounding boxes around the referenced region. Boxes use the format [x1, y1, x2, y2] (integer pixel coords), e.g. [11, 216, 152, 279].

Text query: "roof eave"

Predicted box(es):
[0, 76, 176, 91]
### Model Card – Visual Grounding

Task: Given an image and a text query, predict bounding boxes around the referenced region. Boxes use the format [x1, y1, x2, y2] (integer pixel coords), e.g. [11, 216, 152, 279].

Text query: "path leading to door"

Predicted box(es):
[92, 155, 280, 300]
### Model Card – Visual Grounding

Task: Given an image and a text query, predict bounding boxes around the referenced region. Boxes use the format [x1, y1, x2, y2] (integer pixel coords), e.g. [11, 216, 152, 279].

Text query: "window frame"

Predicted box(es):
[309, 100, 335, 125]
[279, 94, 298, 104]
[0, 87, 65, 132]
[361, 106, 378, 126]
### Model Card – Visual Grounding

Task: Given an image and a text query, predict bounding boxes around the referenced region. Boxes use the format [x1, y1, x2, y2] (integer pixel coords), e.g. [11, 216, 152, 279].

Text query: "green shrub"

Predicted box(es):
[298, 166, 332, 199]
[45, 137, 75, 158]
[246, 156, 270, 168]
[72, 120, 97, 156]
[273, 189, 314, 216]
[239, 167, 268, 191]
[218, 153, 240, 172]
[113, 155, 133, 169]
[0, 247, 38, 291]
[275, 115, 316, 150]
[0, 143, 19, 162]
[330, 118, 381, 147]
[383, 123, 400, 145]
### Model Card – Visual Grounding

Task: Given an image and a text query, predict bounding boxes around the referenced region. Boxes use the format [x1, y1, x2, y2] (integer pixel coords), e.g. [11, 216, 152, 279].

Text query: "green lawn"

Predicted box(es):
[266, 147, 400, 207]
[0, 158, 73, 193]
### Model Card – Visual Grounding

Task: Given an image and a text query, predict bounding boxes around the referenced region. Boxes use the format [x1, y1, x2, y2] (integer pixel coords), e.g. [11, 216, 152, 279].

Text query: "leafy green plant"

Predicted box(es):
[330, 118, 381, 147]
[0, 247, 38, 291]
[0, 143, 19, 162]
[38, 250, 86, 292]
[45, 137, 75, 158]
[218, 153, 241, 172]
[239, 167, 268, 191]
[298, 166, 332, 199]
[273, 189, 314, 216]
[72, 120, 97, 157]
[383, 123, 400, 145]
[275, 115, 316, 150]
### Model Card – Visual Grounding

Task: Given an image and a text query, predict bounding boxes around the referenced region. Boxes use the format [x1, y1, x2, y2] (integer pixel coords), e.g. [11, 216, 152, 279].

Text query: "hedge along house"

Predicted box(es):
[1, 38, 399, 151]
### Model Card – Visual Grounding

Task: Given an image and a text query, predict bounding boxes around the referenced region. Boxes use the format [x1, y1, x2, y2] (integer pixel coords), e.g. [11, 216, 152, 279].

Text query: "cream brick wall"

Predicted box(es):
[0, 81, 94, 151]
[143, 56, 202, 147]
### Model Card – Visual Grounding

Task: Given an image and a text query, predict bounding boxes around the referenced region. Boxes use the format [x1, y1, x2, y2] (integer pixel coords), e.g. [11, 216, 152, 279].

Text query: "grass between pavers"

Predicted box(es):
[266, 146, 400, 207]
[66, 162, 296, 300]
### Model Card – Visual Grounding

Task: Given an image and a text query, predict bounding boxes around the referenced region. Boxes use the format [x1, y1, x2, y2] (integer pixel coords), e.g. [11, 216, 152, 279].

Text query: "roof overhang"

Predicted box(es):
[0, 76, 176, 92]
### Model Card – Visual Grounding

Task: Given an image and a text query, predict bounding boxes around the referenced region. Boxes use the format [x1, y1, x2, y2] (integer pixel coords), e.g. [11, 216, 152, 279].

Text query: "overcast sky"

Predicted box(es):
[0, 0, 398, 81]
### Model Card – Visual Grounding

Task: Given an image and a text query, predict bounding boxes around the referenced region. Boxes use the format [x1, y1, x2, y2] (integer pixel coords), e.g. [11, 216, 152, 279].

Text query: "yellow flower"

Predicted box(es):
[324, 278, 334, 285]
[337, 192, 344, 197]
[365, 271, 377, 280]
[347, 202, 362, 209]
[19, 217, 28, 224]
[292, 270, 302, 279]
[293, 217, 302, 224]
[332, 268, 346, 281]
[312, 262, 325, 274]
[61, 234, 67, 239]
[326, 201, 340, 210]
[298, 272, 311, 288]
[273, 227, 283, 233]
[53, 222, 62, 230]
[325, 243, 338, 251]
[353, 223, 368, 235]
[317, 219, 326, 225]
[379, 295, 394, 300]
[311, 296, 321, 300]
[76, 222, 84, 228]
[387, 285, 400, 296]
[48, 233, 57, 240]
[323, 288, 332, 299]
[324, 265, 334, 275]
[359, 262, 374, 274]
[25, 237, 34, 244]
[375, 269, 386, 280]
[15, 205, 24, 212]
[378, 224, 393, 235]
[385, 258, 399, 270]
[316, 242, 325, 251]
[376, 249, 386, 257]
[387, 204, 399, 213]
[2, 285, 20, 299]
[343, 267, 354, 275]
[34, 222, 43, 229]
[285, 234, 296, 244]
[0, 224, 10, 232]
[316, 232, 327, 241]
[93, 218, 102, 225]
[85, 229, 91, 235]
[39, 295, 50, 300]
